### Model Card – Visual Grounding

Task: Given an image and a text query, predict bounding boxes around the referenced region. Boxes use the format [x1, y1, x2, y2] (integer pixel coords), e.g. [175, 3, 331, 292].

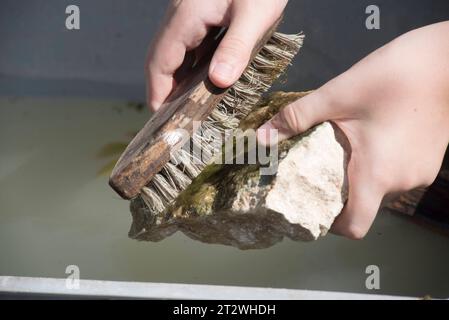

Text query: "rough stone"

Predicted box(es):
[128, 92, 350, 249]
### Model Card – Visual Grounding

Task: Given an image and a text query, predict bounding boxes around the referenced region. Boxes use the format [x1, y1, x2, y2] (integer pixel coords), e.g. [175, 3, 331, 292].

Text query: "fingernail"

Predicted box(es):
[212, 62, 235, 83]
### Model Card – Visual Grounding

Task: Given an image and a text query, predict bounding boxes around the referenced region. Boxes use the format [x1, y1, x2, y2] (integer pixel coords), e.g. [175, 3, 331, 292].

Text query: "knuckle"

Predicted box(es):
[286, 104, 310, 133]
[218, 36, 250, 59]
[184, 26, 207, 49]
[281, 104, 307, 134]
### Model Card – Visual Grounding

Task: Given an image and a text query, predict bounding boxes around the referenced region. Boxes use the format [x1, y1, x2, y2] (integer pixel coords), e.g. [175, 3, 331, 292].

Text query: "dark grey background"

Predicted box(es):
[0, 0, 448, 100]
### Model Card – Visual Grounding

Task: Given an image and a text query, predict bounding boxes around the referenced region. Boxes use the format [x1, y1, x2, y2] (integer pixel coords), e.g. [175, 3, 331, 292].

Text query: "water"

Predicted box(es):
[1, 96, 448, 298]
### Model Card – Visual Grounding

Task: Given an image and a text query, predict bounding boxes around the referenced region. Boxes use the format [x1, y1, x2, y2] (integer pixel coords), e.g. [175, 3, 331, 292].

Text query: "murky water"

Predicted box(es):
[1, 97, 448, 298]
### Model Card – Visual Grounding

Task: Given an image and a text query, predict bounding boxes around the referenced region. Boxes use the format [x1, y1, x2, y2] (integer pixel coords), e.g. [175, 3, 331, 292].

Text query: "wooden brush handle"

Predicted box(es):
[110, 18, 283, 200]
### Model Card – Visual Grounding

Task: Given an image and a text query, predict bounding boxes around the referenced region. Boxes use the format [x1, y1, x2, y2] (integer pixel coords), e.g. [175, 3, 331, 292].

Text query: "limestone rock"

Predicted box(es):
[128, 92, 349, 250]
[261, 122, 348, 240]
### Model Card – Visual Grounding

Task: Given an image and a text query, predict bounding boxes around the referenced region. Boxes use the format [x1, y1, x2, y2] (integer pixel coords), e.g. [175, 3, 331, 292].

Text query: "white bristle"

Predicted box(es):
[140, 32, 304, 214]
[141, 187, 166, 213]
[164, 162, 192, 190]
[152, 174, 179, 202]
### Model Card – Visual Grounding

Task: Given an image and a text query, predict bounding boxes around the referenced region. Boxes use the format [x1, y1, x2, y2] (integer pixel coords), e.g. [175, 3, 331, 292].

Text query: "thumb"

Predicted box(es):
[257, 90, 335, 145]
[209, 12, 277, 88]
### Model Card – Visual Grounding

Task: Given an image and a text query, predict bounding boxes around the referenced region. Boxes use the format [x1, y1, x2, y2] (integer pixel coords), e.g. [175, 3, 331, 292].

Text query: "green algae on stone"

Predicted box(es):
[127, 91, 348, 250]
[238, 91, 312, 130]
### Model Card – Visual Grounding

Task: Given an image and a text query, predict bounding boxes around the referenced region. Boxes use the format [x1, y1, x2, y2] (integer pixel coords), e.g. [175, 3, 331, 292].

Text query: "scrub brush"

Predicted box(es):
[109, 17, 303, 214]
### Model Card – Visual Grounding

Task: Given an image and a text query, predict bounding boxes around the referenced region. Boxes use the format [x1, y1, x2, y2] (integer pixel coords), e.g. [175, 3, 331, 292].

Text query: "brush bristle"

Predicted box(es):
[140, 32, 304, 214]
